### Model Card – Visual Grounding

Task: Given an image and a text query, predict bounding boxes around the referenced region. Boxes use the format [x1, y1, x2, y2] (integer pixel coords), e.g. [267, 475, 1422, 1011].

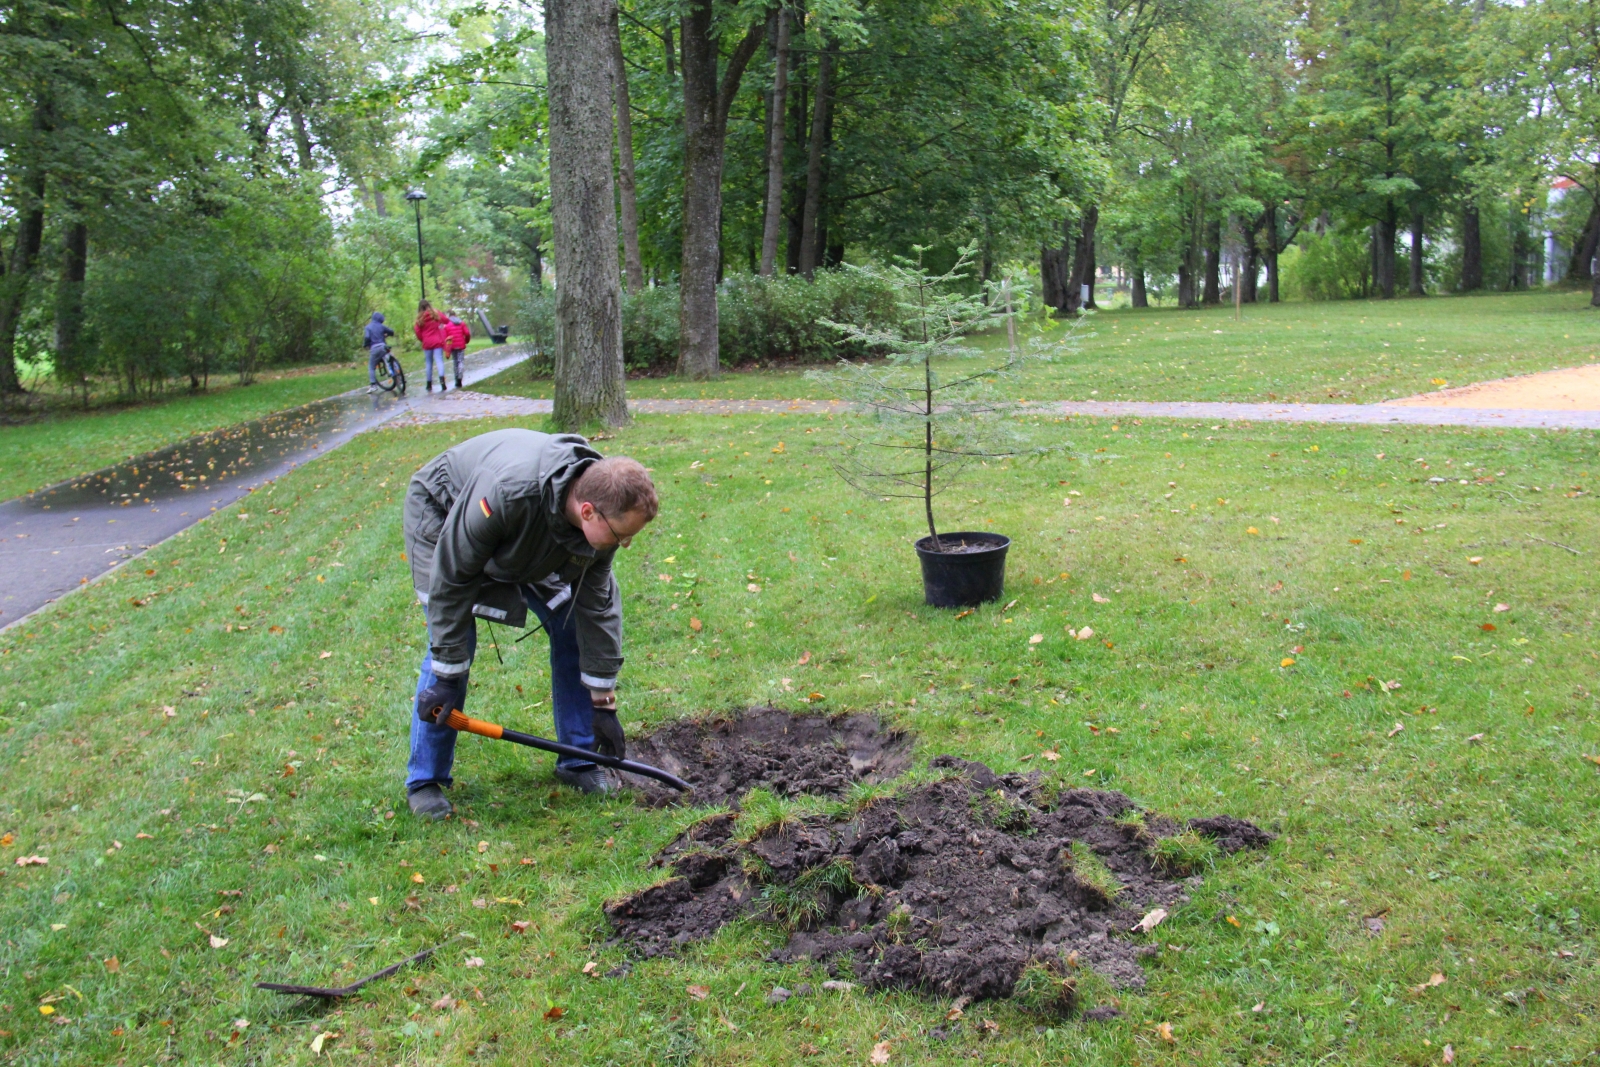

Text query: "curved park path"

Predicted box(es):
[0, 345, 532, 629]
[7, 357, 1598, 629]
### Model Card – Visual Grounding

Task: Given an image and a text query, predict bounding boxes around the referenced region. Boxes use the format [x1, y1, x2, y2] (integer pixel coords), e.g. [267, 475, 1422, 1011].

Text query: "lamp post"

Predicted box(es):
[405, 189, 428, 303]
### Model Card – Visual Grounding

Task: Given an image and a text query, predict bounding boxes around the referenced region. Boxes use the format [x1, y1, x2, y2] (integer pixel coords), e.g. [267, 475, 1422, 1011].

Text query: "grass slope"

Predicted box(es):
[477, 289, 1600, 406]
[1, 412, 1597, 1065]
[0, 365, 367, 501]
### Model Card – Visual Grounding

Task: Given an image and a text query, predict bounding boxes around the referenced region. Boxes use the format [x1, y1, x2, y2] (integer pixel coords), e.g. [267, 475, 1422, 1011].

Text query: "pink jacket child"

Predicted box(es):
[445, 316, 471, 352]
[414, 308, 449, 350]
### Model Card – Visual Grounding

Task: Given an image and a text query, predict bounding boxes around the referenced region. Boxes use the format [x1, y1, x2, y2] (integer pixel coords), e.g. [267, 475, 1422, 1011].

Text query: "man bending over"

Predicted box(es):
[402, 428, 657, 819]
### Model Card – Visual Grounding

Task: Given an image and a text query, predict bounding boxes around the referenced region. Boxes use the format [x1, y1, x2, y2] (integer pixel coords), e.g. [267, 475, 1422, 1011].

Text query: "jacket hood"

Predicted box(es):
[370, 312, 385, 323]
[539, 435, 604, 559]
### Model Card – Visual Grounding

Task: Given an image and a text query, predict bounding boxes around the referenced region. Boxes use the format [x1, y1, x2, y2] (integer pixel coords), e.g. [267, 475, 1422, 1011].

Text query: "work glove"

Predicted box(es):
[417, 673, 469, 725]
[591, 691, 625, 759]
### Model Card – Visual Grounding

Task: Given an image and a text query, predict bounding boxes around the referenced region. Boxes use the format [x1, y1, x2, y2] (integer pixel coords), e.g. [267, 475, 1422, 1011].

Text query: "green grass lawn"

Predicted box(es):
[478, 288, 1600, 406]
[2, 410, 1596, 1064]
[0, 364, 369, 501]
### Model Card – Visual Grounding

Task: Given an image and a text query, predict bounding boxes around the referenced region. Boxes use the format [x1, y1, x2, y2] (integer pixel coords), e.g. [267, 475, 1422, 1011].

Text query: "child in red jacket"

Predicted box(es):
[445, 314, 472, 388]
[414, 300, 449, 392]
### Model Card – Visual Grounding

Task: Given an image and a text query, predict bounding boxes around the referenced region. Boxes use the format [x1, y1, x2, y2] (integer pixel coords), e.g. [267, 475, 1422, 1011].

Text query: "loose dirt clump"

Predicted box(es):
[620, 707, 912, 807]
[606, 756, 1271, 1006]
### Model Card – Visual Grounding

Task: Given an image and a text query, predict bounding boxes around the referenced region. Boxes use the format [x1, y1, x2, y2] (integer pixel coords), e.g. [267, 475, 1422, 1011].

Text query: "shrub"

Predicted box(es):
[515, 270, 904, 376]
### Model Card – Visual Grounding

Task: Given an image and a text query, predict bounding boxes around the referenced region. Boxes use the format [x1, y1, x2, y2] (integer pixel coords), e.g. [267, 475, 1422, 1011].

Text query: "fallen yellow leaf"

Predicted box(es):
[1156, 1021, 1176, 1043]
[411, 872, 425, 884]
[1281, 657, 1295, 668]
[1411, 972, 1446, 993]
[870, 1040, 892, 1064]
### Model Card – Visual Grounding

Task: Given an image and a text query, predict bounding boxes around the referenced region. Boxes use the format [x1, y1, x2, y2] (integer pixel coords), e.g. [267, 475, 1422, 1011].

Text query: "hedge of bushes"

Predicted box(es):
[516, 269, 902, 374]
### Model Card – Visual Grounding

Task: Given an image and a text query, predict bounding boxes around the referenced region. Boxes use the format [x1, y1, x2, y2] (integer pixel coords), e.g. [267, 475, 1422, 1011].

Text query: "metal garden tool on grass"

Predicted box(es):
[257, 936, 465, 997]
[426, 705, 691, 792]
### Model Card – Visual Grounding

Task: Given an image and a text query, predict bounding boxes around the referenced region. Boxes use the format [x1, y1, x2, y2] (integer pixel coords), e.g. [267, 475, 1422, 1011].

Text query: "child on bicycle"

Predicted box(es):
[363, 312, 396, 392]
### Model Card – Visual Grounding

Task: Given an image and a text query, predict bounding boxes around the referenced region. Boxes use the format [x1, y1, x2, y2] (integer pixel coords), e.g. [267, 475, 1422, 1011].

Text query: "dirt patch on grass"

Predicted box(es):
[1387, 363, 1600, 409]
[606, 757, 1270, 1007]
[621, 706, 912, 807]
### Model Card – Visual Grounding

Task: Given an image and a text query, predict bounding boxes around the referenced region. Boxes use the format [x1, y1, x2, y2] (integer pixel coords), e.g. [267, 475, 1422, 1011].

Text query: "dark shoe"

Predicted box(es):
[438, 377, 448, 391]
[555, 764, 617, 795]
[454, 376, 463, 389]
[408, 784, 453, 820]
[425, 380, 433, 393]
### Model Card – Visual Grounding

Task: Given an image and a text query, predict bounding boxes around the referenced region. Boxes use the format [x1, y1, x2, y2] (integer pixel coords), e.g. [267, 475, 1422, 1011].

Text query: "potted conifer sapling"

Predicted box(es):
[813, 245, 1067, 608]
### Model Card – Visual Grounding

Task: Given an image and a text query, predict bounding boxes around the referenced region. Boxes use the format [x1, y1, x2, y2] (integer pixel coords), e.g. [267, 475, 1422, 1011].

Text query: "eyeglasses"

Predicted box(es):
[597, 510, 633, 549]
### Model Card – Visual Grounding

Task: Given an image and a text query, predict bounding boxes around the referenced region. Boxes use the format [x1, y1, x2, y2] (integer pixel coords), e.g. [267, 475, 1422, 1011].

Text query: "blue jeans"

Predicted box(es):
[407, 589, 598, 793]
[423, 347, 445, 383]
[449, 348, 464, 381]
[368, 344, 388, 384]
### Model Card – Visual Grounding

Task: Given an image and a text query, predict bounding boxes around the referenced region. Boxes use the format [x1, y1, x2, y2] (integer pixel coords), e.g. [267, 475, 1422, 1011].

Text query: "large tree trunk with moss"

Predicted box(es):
[612, 18, 644, 296]
[677, 0, 763, 376]
[547, 0, 628, 427]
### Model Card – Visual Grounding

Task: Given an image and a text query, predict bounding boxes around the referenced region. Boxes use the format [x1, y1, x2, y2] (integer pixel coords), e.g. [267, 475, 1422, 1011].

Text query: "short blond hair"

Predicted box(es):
[573, 456, 659, 521]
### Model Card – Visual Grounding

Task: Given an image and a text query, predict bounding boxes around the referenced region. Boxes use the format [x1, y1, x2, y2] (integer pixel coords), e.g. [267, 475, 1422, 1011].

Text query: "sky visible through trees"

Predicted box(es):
[2, 0, 1599, 407]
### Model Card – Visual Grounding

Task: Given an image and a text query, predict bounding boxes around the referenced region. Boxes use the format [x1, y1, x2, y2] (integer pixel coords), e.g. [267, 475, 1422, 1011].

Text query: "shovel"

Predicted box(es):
[437, 709, 692, 792]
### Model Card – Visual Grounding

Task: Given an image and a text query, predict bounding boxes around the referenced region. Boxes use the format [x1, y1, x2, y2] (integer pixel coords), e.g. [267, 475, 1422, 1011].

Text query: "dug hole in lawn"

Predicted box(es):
[606, 736, 1271, 1015]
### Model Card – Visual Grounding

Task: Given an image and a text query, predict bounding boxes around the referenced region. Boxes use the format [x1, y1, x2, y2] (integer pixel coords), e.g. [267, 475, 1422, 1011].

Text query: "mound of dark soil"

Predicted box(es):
[620, 707, 911, 807]
[606, 756, 1271, 1003]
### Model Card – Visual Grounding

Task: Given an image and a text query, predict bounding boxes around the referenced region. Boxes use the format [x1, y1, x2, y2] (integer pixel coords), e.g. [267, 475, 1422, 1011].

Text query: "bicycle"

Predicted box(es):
[369, 344, 407, 396]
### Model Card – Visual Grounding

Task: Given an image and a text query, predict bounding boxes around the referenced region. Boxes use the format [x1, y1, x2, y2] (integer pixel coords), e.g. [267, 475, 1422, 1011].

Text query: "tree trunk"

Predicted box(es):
[1203, 216, 1221, 305]
[678, 0, 721, 374]
[0, 170, 47, 395]
[547, 0, 628, 427]
[1071, 205, 1099, 310]
[785, 59, 807, 275]
[290, 108, 314, 171]
[1460, 201, 1482, 291]
[758, 9, 790, 277]
[798, 45, 833, 279]
[677, 2, 764, 375]
[1569, 201, 1599, 281]
[1376, 203, 1397, 298]
[1240, 216, 1259, 303]
[1264, 204, 1280, 302]
[612, 20, 645, 295]
[1409, 209, 1425, 296]
[1131, 265, 1148, 307]
[1041, 244, 1065, 310]
[1059, 217, 1081, 314]
[55, 219, 89, 402]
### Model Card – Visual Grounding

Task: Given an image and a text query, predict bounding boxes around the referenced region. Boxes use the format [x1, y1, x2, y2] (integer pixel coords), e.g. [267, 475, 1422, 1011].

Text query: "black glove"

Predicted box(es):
[417, 674, 469, 725]
[592, 704, 625, 760]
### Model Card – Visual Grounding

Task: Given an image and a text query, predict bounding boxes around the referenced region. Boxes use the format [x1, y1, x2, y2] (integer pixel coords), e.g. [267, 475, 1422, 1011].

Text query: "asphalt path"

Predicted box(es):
[8, 358, 1597, 631]
[0, 345, 533, 630]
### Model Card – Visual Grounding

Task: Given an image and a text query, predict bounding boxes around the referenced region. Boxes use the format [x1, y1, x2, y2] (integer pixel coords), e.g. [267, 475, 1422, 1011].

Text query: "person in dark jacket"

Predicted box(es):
[402, 429, 659, 818]
[363, 312, 396, 392]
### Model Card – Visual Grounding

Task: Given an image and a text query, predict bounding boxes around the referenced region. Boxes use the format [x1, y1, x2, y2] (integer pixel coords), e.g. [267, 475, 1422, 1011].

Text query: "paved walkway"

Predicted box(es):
[398, 393, 1600, 430]
[0, 345, 534, 630]
[9, 363, 1599, 630]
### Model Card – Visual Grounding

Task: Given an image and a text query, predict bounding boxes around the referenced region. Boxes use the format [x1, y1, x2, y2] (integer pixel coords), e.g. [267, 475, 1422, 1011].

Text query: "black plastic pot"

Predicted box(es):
[914, 531, 1011, 608]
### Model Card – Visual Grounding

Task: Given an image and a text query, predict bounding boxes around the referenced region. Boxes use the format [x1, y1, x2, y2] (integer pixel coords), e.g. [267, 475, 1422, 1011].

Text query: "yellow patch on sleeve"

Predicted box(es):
[479, 497, 493, 518]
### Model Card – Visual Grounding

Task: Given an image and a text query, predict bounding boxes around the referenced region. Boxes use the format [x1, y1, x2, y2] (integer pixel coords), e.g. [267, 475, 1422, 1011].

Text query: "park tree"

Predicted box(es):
[546, 0, 629, 425]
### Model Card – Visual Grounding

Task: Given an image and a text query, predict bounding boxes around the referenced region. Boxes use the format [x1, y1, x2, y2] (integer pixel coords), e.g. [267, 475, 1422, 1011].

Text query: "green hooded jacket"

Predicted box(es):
[402, 429, 622, 687]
